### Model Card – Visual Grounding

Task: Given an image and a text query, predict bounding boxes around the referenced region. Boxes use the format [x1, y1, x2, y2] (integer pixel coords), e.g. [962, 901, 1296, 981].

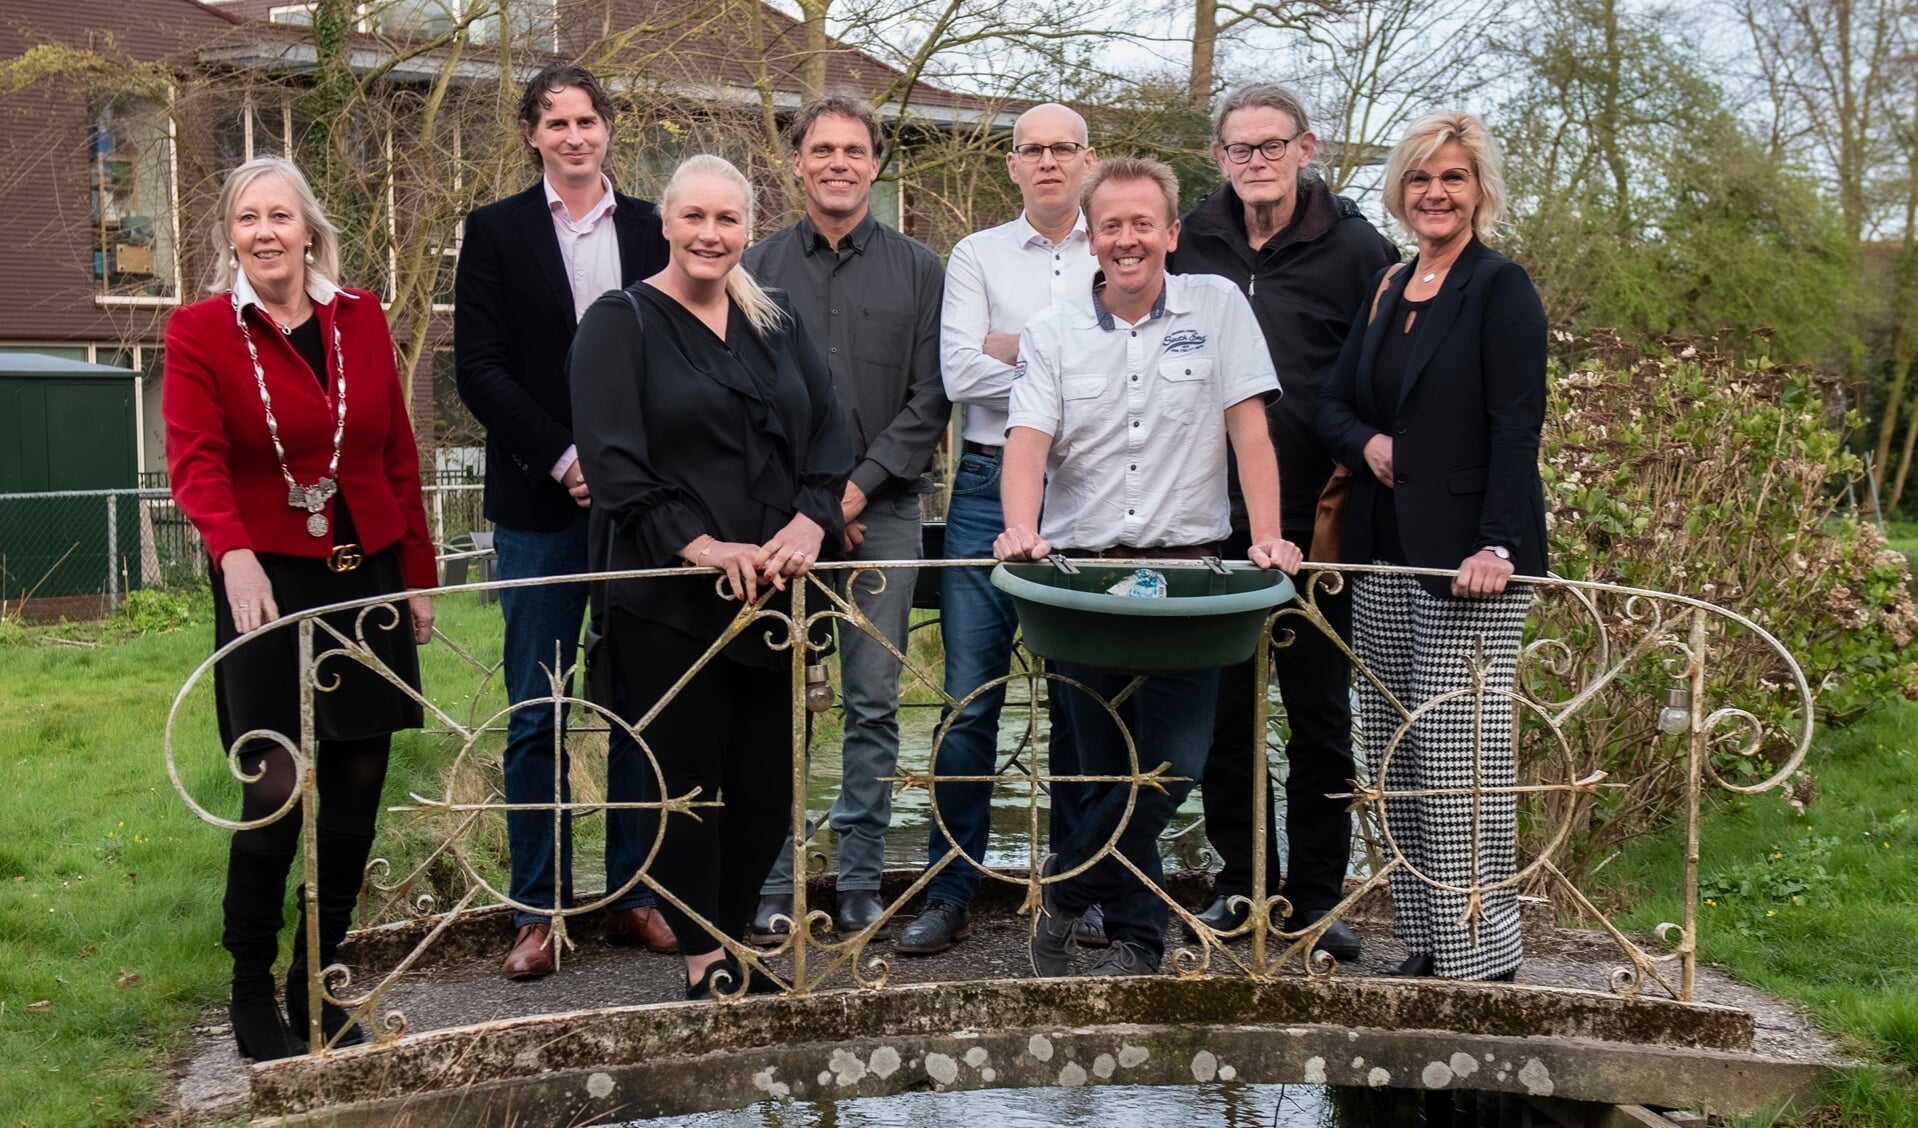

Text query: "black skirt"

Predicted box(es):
[212, 543, 424, 748]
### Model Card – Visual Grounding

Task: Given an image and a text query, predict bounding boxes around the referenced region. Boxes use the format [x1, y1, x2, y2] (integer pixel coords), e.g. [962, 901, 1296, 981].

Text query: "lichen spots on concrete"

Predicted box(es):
[1027, 1033, 1053, 1062]
[1117, 1044, 1149, 1068]
[1451, 1052, 1479, 1077]
[1367, 1066, 1391, 1087]
[1304, 1056, 1327, 1083]
[1190, 1049, 1218, 1082]
[586, 1072, 614, 1099]
[828, 1047, 867, 1086]
[750, 1067, 789, 1098]
[1058, 1061, 1088, 1086]
[869, 1046, 901, 1079]
[1092, 1053, 1116, 1079]
[963, 1046, 989, 1069]
[1218, 1065, 1237, 1081]
[1422, 1060, 1454, 1087]
[1518, 1057, 1554, 1096]
[925, 1052, 959, 1086]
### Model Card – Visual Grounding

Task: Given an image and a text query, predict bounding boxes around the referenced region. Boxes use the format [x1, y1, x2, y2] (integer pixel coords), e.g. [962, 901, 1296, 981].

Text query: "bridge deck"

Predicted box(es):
[165, 880, 1850, 1126]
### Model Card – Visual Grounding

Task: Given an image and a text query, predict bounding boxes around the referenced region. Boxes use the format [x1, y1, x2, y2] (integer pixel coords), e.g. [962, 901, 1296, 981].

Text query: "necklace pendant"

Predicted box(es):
[306, 511, 329, 538]
[303, 477, 337, 511]
[1421, 271, 1437, 283]
[288, 482, 307, 507]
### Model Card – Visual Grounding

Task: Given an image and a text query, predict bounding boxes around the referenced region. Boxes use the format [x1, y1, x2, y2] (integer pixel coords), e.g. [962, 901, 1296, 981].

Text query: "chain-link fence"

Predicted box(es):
[0, 470, 491, 621]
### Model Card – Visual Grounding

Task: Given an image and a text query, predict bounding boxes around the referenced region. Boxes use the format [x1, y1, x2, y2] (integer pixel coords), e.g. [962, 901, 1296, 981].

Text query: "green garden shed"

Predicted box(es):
[0, 353, 141, 616]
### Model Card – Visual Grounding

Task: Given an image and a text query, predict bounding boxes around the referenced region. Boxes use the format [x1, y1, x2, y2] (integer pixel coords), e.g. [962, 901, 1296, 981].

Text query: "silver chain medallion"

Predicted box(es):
[233, 291, 346, 539]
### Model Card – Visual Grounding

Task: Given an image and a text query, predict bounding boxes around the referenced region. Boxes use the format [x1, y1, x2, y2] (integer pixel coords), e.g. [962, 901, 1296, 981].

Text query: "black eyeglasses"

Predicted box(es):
[1221, 134, 1300, 164]
[1012, 142, 1088, 162]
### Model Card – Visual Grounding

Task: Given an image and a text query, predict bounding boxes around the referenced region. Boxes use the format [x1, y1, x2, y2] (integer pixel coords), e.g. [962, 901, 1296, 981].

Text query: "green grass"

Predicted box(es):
[0, 593, 504, 1126]
[1603, 700, 1918, 1125]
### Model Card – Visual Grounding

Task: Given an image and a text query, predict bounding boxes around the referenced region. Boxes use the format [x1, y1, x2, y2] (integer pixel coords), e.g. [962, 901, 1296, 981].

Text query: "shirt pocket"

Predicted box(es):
[1157, 358, 1212, 424]
[1062, 373, 1107, 401]
[851, 305, 915, 365]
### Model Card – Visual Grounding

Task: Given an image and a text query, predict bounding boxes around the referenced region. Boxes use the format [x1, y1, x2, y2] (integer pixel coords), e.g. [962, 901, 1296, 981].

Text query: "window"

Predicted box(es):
[267, 4, 316, 25]
[90, 98, 179, 303]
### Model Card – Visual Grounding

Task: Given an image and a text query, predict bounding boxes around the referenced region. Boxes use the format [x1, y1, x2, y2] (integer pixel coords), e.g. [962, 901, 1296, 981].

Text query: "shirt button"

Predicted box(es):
[1185, 368, 1192, 375]
[831, 308, 839, 315]
[1130, 375, 1138, 382]
[1130, 330, 1137, 337]
[1127, 509, 1135, 515]
[1129, 464, 1137, 471]
[1395, 423, 1407, 434]
[830, 347, 839, 354]
[1131, 420, 1140, 428]
[1395, 472, 1407, 484]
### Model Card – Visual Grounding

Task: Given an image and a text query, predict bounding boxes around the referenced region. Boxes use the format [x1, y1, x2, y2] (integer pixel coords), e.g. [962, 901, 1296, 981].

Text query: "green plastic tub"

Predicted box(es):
[989, 561, 1296, 674]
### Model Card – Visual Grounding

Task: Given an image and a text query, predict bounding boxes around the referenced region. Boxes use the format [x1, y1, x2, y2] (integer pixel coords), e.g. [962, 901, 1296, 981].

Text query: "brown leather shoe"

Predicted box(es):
[605, 906, 678, 953]
[502, 923, 555, 980]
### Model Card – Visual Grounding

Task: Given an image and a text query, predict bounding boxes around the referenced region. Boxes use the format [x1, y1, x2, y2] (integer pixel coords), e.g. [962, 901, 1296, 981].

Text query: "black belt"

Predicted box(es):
[961, 441, 1002, 459]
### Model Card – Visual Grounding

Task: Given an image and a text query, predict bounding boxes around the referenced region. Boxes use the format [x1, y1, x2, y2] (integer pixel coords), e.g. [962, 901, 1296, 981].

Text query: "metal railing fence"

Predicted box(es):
[160, 559, 1814, 1058]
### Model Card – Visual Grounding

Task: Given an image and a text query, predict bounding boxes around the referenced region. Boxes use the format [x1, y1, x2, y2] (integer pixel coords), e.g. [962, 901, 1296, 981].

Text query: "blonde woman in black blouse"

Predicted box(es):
[571, 155, 852, 997]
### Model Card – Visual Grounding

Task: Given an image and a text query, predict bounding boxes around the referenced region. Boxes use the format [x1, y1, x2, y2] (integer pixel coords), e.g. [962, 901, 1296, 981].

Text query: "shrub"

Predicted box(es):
[1518, 332, 1918, 881]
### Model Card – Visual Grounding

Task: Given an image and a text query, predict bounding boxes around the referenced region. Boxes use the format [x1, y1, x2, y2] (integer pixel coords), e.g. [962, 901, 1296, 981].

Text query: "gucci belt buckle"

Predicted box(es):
[327, 543, 364, 573]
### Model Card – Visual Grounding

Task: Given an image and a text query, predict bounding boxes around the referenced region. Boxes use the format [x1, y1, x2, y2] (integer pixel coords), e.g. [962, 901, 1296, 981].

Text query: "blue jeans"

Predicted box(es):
[494, 515, 652, 928]
[1049, 661, 1219, 963]
[922, 454, 1079, 908]
[762, 491, 921, 893]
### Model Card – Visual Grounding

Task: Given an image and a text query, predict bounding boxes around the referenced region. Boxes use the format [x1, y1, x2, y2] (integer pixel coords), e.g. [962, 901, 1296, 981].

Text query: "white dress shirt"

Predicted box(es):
[941, 211, 1097, 448]
[1009, 272, 1279, 550]
[543, 174, 620, 480]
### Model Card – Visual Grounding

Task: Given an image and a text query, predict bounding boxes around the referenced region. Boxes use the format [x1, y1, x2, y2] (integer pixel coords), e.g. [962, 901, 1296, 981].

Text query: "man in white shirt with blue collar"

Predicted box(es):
[995, 156, 1301, 976]
[897, 103, 1102, 956]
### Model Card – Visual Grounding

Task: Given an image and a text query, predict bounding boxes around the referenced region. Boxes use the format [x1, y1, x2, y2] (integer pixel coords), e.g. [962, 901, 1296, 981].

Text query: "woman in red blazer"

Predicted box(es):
[164, 156, 435, 1060]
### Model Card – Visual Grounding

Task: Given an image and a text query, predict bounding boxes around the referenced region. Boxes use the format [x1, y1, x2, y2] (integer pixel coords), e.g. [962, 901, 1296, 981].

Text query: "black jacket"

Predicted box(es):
[1317, 237, 1549, 596]
[571, 284, 852, 664]
[453, 182, 668, 531]
[1171, 175, 1399, 538]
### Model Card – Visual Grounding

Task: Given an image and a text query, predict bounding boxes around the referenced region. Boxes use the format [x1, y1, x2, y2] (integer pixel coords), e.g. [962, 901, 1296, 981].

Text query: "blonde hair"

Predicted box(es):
[661, 155, 787, 336]
[1080, 155, 1181, 225]
[207, 156, 342, 294]
[1381, 110, 1507, 240]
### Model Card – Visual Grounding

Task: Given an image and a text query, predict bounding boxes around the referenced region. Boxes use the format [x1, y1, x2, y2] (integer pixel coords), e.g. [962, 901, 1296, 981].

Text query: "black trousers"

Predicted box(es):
[612, 610, 794, 958]
[1202, 543, 1356, 915]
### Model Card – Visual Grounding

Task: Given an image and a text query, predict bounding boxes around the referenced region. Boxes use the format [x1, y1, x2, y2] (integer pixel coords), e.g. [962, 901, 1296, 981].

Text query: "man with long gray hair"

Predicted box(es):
[1169, 83, 1398, 960]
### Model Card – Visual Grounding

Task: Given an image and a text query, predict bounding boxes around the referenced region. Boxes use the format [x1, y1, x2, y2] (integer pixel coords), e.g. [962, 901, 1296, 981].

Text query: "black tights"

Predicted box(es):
[613, 612, 794, 958]
[224, 736, 391, 989]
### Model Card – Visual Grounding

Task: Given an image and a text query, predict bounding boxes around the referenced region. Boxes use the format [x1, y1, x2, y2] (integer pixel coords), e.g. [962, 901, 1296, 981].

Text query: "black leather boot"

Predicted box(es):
[285, 829, 374, 1048]
[224, 837, 306, 1062]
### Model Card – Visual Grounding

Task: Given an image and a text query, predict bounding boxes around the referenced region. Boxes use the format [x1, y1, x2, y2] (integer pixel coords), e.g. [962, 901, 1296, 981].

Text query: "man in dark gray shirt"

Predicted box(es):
[743, 95, 949, 940]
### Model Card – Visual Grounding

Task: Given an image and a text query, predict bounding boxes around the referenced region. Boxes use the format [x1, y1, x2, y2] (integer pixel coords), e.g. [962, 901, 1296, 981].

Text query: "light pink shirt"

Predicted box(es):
[543, 174, 621, 480]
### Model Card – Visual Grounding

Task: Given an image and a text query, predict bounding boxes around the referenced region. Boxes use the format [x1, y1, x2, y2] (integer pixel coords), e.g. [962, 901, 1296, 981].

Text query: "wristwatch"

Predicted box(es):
[1483, 545, 1511, 560]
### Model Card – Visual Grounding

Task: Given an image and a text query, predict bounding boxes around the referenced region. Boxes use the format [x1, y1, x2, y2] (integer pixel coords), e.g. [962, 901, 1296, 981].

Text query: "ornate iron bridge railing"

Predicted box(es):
[163, 558, 1813, 1059]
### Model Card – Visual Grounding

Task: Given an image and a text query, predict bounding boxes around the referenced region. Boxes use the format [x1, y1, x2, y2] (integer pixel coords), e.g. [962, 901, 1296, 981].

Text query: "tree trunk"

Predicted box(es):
[1189, 0, 1219, 107]
[798, 0, 830, 104]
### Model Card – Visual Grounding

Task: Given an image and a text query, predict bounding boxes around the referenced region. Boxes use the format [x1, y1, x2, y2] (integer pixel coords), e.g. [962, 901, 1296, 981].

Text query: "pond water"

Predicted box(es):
[634, 1082, 1335, 1126]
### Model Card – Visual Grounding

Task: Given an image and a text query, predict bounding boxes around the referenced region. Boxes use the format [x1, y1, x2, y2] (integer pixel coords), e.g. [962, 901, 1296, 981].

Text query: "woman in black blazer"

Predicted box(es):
[1317, 110, 1548, 982]
[570, 155, 852, 998]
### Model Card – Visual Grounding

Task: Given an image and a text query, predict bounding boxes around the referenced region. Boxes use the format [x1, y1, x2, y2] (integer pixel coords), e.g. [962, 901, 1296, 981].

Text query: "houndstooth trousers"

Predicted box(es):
[1353, 570, 1531, 980]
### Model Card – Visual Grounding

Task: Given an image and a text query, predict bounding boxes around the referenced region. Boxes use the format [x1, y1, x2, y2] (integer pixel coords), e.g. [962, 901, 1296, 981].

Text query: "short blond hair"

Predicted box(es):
[1080, 156, 1180, 226]
[1381, 110, 1507, 240]
[207, 156, 342, 294]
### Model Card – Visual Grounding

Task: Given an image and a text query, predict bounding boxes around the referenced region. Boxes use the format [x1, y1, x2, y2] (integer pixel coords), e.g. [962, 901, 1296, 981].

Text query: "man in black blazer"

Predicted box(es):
[454, 62, 671, 980]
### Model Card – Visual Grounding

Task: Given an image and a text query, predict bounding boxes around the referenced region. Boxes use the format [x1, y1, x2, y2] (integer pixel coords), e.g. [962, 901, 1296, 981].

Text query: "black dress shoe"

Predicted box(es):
[834, 889, 894, 939]
[896, 900, 972, 954]
[746, 893, 793, 946]
[1485, 966, 1518, 983]
[685, 956, 784, 999]
[1183, 893, 1251, 941]
[1287, 908, 1363, 962]
[230, 990, 308, 1062]
[1382, 952, 1435, 977]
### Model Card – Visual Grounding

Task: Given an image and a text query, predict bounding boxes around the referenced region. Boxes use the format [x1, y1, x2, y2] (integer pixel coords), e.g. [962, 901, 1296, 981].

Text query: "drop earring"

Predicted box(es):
[304, 244, 315, 264]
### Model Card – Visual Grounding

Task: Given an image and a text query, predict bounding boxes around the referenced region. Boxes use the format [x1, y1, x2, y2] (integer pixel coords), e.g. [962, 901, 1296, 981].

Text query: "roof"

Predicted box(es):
[0, 353, 139, 378]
